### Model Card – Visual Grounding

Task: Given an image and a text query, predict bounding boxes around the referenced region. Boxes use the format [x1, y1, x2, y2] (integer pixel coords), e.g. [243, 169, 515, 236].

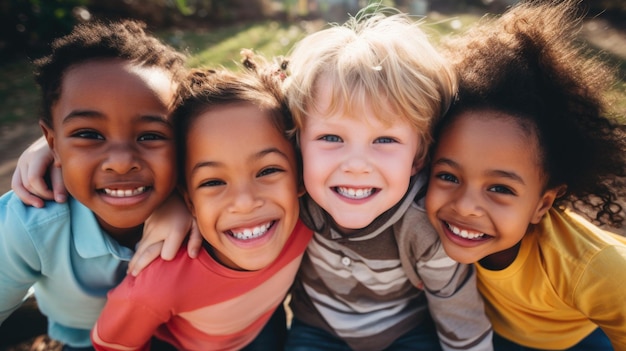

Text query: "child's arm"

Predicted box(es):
[91, 277, 162, 351]
[0, 205, 43, 324]
[424, 262, 493, 351]
[420, 252, 493, 351]
[398, 218, 493, 351]
[127, 193, 202, 276]
[11, 136, 67, 207]
[573, 239, 626, 348]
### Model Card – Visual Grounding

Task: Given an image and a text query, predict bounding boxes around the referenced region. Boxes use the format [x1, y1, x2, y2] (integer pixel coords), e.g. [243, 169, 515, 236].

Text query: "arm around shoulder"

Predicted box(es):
[91, 275, 166, 351]
[395, 210, 493, 350]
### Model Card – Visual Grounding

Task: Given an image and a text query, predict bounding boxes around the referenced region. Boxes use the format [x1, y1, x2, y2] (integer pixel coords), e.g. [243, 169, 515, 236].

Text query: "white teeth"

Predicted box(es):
[337, 187, 373, 199]
[447, 223, 485, 240]
[231, 222, 272, 240]
[103, 187, 146, 197]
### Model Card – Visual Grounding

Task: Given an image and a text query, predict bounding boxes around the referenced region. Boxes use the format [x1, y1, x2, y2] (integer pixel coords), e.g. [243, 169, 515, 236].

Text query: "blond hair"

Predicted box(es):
[284, 8, 456, 165]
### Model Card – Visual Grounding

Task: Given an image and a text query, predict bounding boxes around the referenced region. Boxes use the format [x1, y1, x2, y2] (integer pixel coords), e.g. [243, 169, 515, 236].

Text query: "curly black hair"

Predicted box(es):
[34, 19, 187, 127]
[438, 0, 626, 227]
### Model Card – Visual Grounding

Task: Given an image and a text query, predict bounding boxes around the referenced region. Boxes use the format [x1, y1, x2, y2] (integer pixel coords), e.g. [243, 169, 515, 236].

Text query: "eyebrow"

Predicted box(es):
[190, 147, 290, 176]
[433, 157, 526, 185]
[62, 110, 170, 126]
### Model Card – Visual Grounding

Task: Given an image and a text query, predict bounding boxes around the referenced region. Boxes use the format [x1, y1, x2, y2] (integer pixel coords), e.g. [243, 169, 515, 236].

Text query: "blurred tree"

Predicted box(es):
[0, 0, 278, 60]
[0, 0, 89, 60]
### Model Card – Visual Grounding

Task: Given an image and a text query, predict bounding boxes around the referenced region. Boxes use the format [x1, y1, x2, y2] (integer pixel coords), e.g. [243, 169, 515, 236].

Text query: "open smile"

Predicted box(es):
[334, 186, 377, 200]
[446, 221, 491, 241]
[102, 186, 149, 197]
[227, 221, 275, 241]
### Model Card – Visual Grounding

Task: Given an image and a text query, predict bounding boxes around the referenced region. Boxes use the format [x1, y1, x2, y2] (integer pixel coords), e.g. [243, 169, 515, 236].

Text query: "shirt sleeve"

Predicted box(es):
[91, 275, 167, 351]
[420, 248, 493, 351]
[395, 206, 493, 351]
[573, 244, 626, 349]
[0, 201, 43, 324]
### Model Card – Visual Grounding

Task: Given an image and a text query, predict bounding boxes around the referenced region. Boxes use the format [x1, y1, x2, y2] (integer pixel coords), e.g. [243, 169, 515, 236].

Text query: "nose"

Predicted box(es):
[340, 146, 373, 174]
[452, 185, 483, 217]
[101, 143, 141, 174]
[227, 182, 264, 214]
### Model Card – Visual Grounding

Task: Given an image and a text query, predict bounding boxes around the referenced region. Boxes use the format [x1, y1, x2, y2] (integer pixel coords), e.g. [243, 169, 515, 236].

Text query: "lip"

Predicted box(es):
[441, 220, 493, 248]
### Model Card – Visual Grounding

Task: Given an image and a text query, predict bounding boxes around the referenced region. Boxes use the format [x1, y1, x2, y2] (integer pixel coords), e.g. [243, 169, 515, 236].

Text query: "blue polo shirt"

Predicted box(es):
[0, 192, 134, 347]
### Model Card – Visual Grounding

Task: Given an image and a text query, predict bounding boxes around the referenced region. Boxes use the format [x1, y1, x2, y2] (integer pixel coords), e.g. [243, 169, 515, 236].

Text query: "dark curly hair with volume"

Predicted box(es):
[438, 0, 626, 227]
[34, 19, 187, 127]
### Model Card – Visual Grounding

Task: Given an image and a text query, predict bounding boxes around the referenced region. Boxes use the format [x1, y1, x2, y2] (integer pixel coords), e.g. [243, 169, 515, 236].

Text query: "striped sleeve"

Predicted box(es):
[396, 205, 493, 351]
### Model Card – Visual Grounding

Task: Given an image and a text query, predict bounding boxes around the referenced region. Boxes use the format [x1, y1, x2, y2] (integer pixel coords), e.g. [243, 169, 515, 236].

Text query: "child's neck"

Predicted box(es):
[99, 221, 144, 250]
[202, 240, 247, 271]
[478, 241, 521, 271]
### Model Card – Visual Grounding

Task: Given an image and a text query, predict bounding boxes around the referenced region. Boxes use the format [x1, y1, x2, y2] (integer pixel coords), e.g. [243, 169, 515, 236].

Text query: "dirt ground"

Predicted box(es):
[0, 16, 625, 351]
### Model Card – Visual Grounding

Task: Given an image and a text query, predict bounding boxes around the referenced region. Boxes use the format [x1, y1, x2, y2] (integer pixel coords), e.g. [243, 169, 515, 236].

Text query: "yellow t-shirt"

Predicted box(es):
[476, 208, 626, 349]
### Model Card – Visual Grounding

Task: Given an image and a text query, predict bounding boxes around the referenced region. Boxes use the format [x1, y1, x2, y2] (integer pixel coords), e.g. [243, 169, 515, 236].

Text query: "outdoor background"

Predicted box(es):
[0, 0, 625, 350]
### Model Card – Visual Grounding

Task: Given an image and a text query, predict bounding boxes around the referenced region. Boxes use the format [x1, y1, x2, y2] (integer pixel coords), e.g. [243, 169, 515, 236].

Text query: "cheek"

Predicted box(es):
[301, 151, 327, 189]
[383, 158, 414, 185]
[424, 186, 449, 217]
[193, 200, 216, 229]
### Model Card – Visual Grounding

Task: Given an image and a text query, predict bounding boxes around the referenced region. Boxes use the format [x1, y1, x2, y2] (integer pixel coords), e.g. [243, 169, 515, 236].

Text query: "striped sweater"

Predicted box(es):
[290, 175, 493, 351]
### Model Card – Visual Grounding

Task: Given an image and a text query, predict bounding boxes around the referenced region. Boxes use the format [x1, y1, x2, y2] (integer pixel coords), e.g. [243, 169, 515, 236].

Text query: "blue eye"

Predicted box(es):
[320, 134, 342, 142]
[374, 136, 396, 144]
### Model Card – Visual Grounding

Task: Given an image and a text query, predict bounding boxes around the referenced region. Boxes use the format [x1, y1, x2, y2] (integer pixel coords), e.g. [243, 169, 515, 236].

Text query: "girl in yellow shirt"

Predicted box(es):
[426, 1, 626, 350]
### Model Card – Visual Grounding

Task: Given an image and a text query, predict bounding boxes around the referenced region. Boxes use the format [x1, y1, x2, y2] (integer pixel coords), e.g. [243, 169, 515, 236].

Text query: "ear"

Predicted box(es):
[180, 185, 197, 218]
[39, 121, 61, 168]
[297, 184, 307, 198]
[411, 158, 424, 176]
[530, 186, 563, 224]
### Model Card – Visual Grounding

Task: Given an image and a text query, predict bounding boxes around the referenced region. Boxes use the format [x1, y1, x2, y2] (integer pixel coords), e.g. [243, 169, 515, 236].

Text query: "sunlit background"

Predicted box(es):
[0, 1, 625, 349]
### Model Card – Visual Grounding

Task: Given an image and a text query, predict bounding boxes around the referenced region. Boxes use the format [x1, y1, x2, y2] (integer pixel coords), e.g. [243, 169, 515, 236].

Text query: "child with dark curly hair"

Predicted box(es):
[0, 20, 186, 350]
[426, 1, 626, 349]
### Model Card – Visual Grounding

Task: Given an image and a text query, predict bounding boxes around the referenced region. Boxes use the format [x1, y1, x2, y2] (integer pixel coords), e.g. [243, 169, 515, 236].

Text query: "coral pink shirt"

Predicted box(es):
[92, 220, 312, 351]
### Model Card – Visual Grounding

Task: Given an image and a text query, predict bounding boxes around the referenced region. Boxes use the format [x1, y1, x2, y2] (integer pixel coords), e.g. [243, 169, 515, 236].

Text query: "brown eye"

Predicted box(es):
[488, 185, 515, 195]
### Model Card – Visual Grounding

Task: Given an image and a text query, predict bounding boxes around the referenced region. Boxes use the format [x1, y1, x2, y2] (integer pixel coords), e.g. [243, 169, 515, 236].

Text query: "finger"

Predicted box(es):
[161, 230, 186, 261]
[187, 220, 203, 258]
[11, 170, 45, 208]
[49, 166, 68, 203]
[128, 242, 164, 276]
[25, 165, 55, 200]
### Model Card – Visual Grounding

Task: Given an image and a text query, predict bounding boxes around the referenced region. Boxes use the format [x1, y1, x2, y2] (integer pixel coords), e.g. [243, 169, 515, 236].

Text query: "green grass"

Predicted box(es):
[0, 20, 317, 128]
[0, 16, 624, 128]
[163, 20, 316, 69]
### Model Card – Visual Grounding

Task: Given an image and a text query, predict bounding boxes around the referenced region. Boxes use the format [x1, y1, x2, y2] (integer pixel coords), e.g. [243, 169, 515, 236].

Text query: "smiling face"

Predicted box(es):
[183, 103, 300, 271]
[42, 59, 177, 246]
[299, 78, 421, 232]
[425, 109, 559, 267]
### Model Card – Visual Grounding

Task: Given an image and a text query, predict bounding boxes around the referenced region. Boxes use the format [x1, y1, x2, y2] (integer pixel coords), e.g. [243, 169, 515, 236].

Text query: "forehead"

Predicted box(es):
[64, 59, 174, 91]
[55, 59, 176, 117]
[187, 102, 292, 153]
[309, 75, 406, 129]
[440, 109, 542, 165]
[51, 59, 177, 128]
